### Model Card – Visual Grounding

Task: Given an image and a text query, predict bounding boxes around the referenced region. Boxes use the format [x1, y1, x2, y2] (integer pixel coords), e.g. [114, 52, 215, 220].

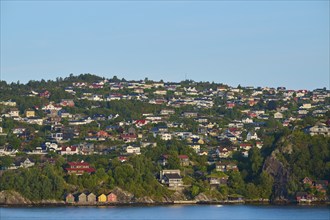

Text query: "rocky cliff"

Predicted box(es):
[262, 137, 291, 202]
[0, 190, 31, 205]
[111, 187, 134, 203]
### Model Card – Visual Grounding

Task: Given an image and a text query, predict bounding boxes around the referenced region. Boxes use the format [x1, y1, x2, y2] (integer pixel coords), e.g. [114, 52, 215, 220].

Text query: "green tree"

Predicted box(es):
[245, 183, 259, 199]
[228, 171, 245, 195]
[0, 156, 14, 169]
[258, 171, 274, 199]
[249, 147, 263, 178]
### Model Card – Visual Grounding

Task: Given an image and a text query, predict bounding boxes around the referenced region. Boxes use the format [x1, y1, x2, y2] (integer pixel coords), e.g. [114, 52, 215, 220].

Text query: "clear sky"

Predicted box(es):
[1, 1, 329, 90]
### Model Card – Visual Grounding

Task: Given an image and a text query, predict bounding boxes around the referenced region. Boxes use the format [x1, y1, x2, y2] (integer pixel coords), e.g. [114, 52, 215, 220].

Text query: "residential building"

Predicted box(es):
[25, 109, 36, 118]
[60, 146, 79, 155]
[20, 158, 35, 168]
[65, 161, 95, 175]
[126, 146, 141, 155]
[308, 123, 330, 137]
[160, 170, 183, 188]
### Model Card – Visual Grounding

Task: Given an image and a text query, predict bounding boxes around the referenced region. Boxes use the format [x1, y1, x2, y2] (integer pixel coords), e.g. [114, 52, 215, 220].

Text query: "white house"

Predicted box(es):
[126, 146, 141, 155]
[308, 123, 330, 137]
[189, 144, 200, 153]
[154, 90, 167, 95]
[60, 146, 79, 155]
[274, 112, 283, 119]
[9, 108, 19, 117]
[246, 132, 259, 141]
[20, 158, 35, 168]
[242, 118, 253, 124]
[160, 133, 172, 141]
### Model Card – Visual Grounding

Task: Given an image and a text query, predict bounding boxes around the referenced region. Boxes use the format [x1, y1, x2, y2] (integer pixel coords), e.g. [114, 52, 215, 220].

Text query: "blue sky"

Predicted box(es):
[1, 1, 329, 90]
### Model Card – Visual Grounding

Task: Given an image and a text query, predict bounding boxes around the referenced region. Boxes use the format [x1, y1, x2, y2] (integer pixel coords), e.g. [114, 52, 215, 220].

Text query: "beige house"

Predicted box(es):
[274, 112, 283, 119]
[25, 109, 36, 118]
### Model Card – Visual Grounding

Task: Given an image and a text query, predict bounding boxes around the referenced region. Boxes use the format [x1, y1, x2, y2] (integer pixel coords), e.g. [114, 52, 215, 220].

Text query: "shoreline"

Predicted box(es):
[1, 200, 329, 208]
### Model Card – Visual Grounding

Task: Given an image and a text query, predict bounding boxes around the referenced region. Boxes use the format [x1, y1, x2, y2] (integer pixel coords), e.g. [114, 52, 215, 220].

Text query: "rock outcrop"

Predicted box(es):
[194, 193, 211, 202]
[133, 196, 155, 203]
[263, 151, 290, 202]
[111, 187, 134, 203]
[0, 190, 31, 205]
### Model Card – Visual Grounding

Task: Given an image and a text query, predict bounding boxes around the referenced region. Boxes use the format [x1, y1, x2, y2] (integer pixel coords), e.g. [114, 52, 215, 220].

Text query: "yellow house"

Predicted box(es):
[198, 139, 204, 145]
[25, 110, 35, 118]
[98, 194, 107, 203]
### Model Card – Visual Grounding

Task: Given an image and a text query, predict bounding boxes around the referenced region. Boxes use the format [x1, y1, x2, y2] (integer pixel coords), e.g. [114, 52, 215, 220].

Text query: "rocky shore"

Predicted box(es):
[1, 190, 328, 207]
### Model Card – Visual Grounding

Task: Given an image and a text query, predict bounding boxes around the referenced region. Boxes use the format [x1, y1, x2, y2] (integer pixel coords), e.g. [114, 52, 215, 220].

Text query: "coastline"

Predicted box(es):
[1, 200, 329, 208]
[1, 190, 329, 208]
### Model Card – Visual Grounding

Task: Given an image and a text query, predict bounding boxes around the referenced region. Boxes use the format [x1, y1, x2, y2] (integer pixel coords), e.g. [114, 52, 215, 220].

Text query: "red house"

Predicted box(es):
[178, 155, 189, 166]
[134, 120, 148, 127]
[65, 161, 95, 175]
[120, 134, 137, 142]
[96, 130, 110, 138]
[60, 146, 78, 155]
[60, 99, 75, 107]
[226, 103, 235, 109]
[65, 193, 75, 203]
[39, 90, 50, 98]
[107, 192, 117, 202]
[118, 156, 128, 163]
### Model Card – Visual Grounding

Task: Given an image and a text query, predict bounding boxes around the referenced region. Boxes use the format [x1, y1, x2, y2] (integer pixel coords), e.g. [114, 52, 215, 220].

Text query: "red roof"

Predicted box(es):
[118, 156, 127, 162]
[67, 161, 90, 166]
[66, 160, 95, 173]
[229, 128, 238, 132]
[61, 146, 77, 151]
[97, 130, 109, 137]
[179, 155, 189, 159]
[135, 120, 147, 124]
[66, 167, 95, 173]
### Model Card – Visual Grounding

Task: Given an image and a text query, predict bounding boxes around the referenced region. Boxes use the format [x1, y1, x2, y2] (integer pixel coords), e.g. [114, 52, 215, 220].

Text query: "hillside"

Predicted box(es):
[0, 74, 329, 204]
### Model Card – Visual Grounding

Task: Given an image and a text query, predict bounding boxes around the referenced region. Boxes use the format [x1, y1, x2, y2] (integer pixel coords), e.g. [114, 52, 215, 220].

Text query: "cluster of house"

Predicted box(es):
[296, 177, 329, 202]
[1, 80, 330, 193]
[157, 161, 238, 189]
[0, 91, 328, 161]
[65, 192, 117, 204]
[1, 81, 328, 130]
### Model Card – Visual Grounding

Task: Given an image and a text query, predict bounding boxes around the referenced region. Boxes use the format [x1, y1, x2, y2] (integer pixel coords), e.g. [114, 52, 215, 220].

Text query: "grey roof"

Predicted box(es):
[164, 173, 182, 179]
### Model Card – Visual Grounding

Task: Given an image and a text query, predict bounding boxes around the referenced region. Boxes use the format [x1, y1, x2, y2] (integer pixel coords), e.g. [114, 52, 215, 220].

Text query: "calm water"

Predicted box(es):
[1, 205, 329, 220]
